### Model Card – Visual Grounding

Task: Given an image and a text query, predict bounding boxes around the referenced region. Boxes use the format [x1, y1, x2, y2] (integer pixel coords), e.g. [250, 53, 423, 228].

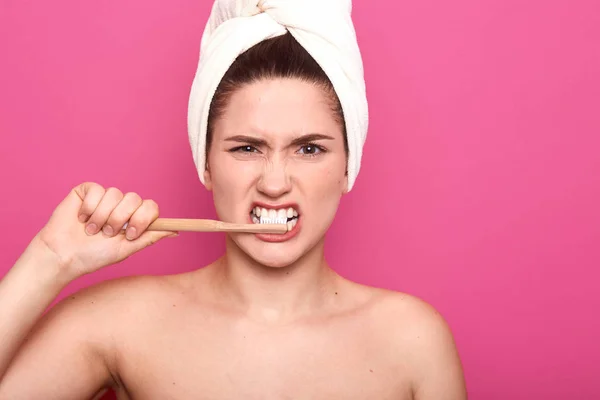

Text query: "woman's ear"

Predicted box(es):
[203, 167, 213, 191]
[342, 171, 349, 194]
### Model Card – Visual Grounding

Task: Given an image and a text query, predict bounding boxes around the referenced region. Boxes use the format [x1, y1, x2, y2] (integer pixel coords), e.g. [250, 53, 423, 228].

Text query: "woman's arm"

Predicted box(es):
[0, 182, 176, 397]
[0, 237, 73, 381]
[0, 243, 114, 398]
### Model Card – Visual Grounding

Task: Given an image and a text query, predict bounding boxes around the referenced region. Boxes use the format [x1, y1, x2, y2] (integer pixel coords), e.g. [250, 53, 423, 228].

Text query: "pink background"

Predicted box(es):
[1, 0, 599, 398]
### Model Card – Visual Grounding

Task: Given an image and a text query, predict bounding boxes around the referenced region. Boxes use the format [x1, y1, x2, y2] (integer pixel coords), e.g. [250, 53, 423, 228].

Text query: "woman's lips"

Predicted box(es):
[247, 214, 301, 243]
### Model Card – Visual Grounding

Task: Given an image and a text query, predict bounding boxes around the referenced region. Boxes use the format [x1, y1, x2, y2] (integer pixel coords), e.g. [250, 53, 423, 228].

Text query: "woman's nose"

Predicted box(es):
[256, 160, 292, 198]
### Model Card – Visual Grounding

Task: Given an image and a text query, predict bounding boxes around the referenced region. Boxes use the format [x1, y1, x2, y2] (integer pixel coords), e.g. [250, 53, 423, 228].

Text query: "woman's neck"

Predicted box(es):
[206, 236, 341, 323]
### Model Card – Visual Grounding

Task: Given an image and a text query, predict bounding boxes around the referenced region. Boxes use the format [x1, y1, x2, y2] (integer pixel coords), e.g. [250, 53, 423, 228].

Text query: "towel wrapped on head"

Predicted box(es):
[187, 0, 369, 191]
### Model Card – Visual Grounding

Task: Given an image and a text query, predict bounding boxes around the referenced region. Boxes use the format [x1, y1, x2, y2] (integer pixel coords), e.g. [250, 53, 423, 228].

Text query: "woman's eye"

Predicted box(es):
[298, 144, 323, 155]
[231, 145, 258, 153]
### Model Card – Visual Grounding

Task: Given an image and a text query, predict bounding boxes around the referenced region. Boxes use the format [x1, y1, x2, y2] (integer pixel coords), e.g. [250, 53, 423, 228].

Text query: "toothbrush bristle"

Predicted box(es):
[257, 217, 288, 225]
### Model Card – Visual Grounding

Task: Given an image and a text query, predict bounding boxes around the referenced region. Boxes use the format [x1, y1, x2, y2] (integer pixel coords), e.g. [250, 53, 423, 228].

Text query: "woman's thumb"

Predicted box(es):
[123, 230, 179, 254]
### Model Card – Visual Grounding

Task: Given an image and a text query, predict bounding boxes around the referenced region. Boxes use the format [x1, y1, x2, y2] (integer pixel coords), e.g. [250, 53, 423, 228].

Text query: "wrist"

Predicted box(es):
[19, 235, 79, 287]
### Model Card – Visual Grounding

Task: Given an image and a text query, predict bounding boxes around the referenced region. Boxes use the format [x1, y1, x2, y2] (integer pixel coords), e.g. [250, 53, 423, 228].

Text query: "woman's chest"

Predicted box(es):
[116, 316, 412, 399]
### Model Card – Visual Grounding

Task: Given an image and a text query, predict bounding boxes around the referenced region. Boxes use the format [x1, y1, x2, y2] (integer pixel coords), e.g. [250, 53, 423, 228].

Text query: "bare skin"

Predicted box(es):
[0, 79, 466, 399]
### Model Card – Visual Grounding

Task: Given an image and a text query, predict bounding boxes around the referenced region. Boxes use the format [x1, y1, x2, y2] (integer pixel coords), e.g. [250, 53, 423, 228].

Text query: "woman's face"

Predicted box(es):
[205, 78, 348, 268]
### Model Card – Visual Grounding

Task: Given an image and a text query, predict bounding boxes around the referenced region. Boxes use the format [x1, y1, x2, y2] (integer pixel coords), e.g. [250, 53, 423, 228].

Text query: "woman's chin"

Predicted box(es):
[246, 248, 301, 269]
[230, 225, 326, 269]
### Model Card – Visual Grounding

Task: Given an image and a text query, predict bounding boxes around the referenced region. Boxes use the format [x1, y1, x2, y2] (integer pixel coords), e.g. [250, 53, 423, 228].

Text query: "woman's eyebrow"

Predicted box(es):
[224, 133, 335, 147]
[290, 133, 335, 145]
[224, 135, 267, 146]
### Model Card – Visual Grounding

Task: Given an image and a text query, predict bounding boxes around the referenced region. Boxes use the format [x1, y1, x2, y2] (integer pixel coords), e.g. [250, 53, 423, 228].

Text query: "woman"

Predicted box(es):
[0, 1, 466, 399]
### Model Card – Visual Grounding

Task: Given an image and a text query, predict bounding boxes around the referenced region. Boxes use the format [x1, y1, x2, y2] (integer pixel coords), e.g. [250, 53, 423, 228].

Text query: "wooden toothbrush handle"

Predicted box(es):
[146, 218, 287, 234]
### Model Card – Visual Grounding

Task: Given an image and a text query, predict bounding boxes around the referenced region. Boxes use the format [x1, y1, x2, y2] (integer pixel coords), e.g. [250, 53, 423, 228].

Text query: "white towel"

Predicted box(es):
[187, 0, 368, 191]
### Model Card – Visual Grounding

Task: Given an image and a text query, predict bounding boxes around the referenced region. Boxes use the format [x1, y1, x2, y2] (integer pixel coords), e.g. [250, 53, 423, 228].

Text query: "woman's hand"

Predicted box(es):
[34, 182, 177, 281]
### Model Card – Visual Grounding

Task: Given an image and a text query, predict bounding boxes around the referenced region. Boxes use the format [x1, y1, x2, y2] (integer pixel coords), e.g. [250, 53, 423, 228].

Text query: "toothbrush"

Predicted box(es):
[121, 218, 288, 234]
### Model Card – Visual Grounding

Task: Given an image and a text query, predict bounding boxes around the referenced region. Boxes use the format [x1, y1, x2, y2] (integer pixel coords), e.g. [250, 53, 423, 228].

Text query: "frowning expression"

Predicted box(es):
[204, 78, 348, 267]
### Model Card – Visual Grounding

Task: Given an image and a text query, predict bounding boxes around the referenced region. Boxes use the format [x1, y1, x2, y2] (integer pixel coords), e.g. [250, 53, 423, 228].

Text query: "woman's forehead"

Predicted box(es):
[214, 79, 343, 141]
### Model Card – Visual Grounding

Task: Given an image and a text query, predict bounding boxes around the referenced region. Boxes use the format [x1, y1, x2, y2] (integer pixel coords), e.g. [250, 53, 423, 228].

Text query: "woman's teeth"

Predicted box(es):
[251, 207, 299, 231]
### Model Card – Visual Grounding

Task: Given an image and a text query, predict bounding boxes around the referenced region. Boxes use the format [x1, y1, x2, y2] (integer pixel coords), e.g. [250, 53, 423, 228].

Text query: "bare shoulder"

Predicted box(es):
[371, 289, 453, 338]
[344, 284, 458, 353]
[348, 284, 447, 330]
[26, 270, 200, 361]
[44, 272, 199, 370]
[358, 286, 468, 399]
[58, 272, 197, 329]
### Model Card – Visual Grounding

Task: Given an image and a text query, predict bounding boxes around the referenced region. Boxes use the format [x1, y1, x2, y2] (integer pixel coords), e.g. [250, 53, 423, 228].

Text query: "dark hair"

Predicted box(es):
[206, 32, 347, 160]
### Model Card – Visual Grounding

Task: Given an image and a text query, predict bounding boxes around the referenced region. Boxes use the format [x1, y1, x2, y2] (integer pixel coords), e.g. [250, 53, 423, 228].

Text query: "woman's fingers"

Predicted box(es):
[75, 183, 106, 223]
[73, 182, 176, 245]
[102, 192, 144, 238]
[123, 199, 160, 240]
[84, 187, 124, 236]
[116, 199, 177, 256]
